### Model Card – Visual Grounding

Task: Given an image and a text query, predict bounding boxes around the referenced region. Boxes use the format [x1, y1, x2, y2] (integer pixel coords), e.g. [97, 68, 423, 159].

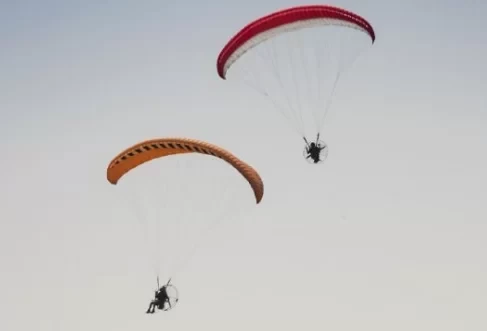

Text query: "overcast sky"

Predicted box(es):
[2, 0, 487, 330]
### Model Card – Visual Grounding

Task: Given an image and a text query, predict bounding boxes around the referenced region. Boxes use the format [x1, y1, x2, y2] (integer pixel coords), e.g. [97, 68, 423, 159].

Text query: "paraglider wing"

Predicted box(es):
[217, 5, 376, 79]
[106, 137, 264, 204]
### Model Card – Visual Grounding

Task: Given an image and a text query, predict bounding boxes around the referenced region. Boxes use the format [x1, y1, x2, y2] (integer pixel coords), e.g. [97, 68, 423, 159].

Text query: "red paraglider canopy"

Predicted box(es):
[217, 5, 376, 79]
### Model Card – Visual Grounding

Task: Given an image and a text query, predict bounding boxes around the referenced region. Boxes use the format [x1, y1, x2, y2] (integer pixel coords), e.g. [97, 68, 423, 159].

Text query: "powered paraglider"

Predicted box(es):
[217, 5, 376, 162]
[106, 137, 264, 310]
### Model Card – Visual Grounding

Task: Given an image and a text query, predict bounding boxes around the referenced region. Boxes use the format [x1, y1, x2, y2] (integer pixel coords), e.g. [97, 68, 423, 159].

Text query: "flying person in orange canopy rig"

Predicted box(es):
[146, 279, 172, 314]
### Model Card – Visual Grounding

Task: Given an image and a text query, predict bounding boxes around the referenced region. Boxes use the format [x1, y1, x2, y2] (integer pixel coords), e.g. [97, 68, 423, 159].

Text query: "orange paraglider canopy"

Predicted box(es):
[107, 137, 264, 204]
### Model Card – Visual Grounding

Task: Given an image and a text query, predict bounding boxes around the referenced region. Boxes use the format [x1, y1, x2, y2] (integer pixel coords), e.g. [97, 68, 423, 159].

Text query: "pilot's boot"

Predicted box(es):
[146, 303, 154, 314]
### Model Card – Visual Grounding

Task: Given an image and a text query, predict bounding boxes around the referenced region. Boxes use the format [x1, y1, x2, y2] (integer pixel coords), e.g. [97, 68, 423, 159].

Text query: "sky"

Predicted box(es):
[1, 0, 487, 330]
